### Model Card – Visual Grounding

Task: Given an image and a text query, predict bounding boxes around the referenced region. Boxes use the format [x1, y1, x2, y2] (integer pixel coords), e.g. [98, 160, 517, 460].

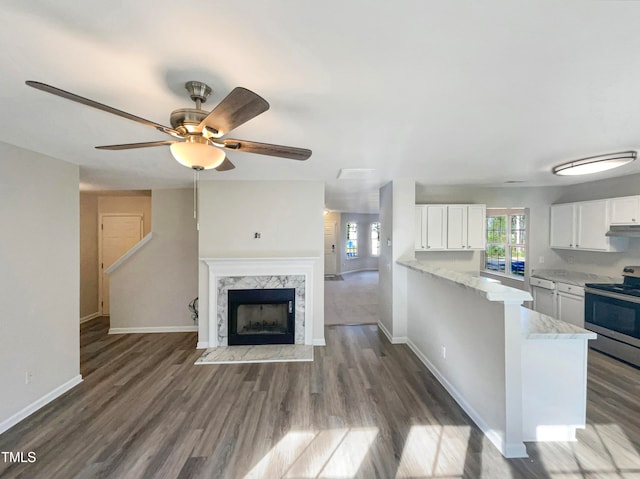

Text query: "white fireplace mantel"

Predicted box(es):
[201, 257, 317, 348]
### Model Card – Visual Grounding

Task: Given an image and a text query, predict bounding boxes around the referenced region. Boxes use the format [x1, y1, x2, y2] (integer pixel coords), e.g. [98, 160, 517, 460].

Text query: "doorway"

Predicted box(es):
[99, 214, 143, 315]
[324, 215, 338, 276]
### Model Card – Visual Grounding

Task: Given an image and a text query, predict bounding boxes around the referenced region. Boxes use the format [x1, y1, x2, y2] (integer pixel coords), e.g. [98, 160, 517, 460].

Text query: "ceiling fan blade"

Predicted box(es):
[25, 81, 182, 138]
[198, 87, 269, 137]
[215, 157, 235, 171]
[222, 139, 312, 160]
[95, 140, 177, 150]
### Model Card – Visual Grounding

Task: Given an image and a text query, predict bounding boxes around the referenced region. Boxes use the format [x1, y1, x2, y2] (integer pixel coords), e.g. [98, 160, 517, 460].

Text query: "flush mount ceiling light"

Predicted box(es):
[552, 151, 637, 176]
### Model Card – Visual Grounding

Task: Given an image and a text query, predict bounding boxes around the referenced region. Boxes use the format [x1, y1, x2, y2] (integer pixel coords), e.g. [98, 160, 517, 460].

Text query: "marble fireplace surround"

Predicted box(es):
[202, 257, 316, 348]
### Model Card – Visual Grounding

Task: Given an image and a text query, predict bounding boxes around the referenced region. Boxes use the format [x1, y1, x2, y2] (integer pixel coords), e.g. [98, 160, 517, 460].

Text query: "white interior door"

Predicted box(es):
[324, 220, 337, 275]
[100, 215, 143, 314]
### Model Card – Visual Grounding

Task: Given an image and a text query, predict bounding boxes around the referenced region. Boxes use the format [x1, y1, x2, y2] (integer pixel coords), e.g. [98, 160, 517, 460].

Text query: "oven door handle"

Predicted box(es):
[585, 287, 640, 304]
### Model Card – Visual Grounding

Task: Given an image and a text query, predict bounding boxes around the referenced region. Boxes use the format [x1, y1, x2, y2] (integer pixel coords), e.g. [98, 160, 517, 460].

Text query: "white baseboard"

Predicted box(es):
[312, 338, 326, 346]
[376, 321, 408, 344]
[196, 341, 209, 349]
[109, 325, 198, 334]
[0, 375, 83, 435]
[80, 312, 101, 324]
[405, 339, 527, 458]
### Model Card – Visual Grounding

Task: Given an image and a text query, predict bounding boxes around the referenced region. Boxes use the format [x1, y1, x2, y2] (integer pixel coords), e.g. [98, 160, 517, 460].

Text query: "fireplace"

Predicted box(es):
[201, 257, 320, 349]
[228, 288, 295, 345]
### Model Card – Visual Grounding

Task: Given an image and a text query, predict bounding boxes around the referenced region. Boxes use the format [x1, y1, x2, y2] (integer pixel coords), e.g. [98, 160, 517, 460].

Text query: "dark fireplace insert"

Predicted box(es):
[228, 288, 295, 345]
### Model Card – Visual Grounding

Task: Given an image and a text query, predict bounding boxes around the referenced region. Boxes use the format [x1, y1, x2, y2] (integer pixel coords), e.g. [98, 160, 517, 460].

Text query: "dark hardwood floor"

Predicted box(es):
[0, 318, 639, 478]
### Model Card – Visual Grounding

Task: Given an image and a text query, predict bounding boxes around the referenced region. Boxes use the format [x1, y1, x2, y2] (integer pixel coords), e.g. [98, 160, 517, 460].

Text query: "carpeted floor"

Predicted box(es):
[324, 270, 378, 325]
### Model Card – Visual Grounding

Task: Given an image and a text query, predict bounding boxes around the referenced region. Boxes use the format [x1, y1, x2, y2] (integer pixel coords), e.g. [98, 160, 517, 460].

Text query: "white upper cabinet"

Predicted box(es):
[416, 204, 485, 251]
[550, 199, 627, 252]
[447, 205, 467, 249]
[466, 205, 487, 249]
[610, 196, 640, 224]
[550, 203, 576, 249]
[576, 200, 609, 251]
[425, 205, 448, 250]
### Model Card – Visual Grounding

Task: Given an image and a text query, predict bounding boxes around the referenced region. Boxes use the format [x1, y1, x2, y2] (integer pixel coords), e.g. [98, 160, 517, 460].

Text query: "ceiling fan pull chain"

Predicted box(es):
[193, 169, 197, 220]
[194, 167, 202, 231]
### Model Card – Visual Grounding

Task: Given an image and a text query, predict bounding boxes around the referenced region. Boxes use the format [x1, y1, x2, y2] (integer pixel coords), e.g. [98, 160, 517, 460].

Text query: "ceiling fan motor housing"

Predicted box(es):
[185, 81, 211, 103]
[170, 108, 209, 134]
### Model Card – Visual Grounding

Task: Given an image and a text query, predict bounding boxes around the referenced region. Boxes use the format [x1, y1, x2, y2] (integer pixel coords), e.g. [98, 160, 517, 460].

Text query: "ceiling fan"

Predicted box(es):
[25, 80, 312, 172]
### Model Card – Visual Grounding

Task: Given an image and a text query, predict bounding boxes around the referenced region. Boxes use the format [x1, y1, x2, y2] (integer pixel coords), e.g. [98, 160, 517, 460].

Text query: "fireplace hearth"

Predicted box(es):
[228, 288, 295, 345]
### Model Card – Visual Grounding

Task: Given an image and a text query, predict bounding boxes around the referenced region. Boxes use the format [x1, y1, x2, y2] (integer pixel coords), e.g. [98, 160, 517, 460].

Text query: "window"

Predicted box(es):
[346, 222, 358, 257]
[370, 222, 380, 256]
[485, 209, 526, 277]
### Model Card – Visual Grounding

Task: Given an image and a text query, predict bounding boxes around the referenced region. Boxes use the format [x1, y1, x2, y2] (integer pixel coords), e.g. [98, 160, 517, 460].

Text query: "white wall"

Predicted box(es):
[197, 181, 325, 346]
[80, 193, 99, 318]
[109, 189, 198, 331]
[406, 268, 508, 450]
[0, 142, 80, 430]
[378, 180, 415, 341]
[379, 182, 394, 337]
[339, 212, 379, 273]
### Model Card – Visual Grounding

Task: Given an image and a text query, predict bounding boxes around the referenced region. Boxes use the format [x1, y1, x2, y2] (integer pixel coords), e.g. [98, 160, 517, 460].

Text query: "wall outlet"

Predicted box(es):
[25, 371, 33, 384]
[441, 346, 446, 360]
[539, 256, 545, 264]
[567, 255, 575, 264]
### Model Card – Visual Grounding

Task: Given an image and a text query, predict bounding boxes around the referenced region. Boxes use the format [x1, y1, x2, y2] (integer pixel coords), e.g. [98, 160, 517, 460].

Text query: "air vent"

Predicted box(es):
[337, 168, 376, 180]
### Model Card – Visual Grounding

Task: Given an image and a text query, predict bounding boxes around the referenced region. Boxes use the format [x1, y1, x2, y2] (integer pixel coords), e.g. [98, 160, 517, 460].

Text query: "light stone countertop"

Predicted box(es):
[398, 259, 532, 303]
[520, 307, 597, 340]
[530, 269, 620, 287]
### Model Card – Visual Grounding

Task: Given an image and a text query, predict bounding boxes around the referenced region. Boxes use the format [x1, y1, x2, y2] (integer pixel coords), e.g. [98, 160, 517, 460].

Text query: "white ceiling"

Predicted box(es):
[2, 1, 640, 213]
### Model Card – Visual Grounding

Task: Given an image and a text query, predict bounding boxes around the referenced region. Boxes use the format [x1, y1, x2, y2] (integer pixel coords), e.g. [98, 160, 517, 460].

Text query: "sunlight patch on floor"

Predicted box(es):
[537, 423, 640, 478]
[243, 427, 378, 479]
[396, 425, 472, 478]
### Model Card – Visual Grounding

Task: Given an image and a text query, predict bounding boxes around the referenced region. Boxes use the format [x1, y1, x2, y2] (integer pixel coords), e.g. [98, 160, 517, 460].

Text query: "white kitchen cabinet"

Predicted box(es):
[530, 277, 557, 317]
[415, 205, 447, 251]
[447, 205, 467, 249]
[557, 283, 585, 328]
[550, 200, 626, 252]
[447, 204, 486, 250]
[576, 200, 610, 251]
[416, 204, 485, 251]
[550, 203, 576, 249]
[426, 205, 448, 250]
[610, 196, 640, 224]
[467, 205, 487, 249]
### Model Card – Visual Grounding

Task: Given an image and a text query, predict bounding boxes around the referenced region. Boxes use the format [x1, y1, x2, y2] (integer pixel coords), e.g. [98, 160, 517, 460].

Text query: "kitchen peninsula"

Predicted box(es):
[398, 259, 596, 458]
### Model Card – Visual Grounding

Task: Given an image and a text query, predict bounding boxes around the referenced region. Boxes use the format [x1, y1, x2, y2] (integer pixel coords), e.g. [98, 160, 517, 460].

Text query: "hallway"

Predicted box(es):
[324, 270, 378, 325]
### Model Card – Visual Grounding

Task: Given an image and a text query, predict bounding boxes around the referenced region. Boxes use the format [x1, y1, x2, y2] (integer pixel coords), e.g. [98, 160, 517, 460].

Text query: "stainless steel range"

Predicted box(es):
[585, 266, 640, 367]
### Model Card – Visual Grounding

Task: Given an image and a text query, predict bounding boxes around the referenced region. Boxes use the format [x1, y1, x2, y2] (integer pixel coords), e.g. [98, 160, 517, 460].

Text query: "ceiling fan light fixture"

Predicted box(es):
[552, 151, 636, 176]
[170, 137, 225, 170]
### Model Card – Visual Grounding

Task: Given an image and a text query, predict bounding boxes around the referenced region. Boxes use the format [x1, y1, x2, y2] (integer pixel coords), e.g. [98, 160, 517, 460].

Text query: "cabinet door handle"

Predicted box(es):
[569, 243, 573, 247]
[576, 244, 579, 248]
